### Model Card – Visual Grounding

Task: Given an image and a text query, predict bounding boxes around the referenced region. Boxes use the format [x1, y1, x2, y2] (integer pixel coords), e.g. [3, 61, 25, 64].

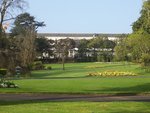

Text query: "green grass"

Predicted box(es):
[0, 62, 150, 94]
[0, 101, 150, 113]
[31, 62, 150, 78]
[0, 78, 150, 94]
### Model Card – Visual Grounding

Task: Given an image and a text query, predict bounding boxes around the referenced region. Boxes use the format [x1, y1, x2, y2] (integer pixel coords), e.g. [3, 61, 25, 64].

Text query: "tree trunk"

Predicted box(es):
[62, 55, 65, 70]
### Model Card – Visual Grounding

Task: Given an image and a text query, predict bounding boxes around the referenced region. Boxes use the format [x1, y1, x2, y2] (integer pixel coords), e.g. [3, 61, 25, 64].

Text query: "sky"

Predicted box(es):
[25, 0, 143, 33]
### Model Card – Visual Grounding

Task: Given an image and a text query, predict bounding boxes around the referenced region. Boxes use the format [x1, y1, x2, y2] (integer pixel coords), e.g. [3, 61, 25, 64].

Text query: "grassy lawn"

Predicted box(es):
[0, 101, 150, 113]
[0, 62, 150, 94]
[0, 78, 150, 94]
[32, 62, 150, 78]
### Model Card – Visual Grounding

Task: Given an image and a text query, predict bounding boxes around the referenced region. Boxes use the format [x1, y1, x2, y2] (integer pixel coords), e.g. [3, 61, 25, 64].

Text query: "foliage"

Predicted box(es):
[140, 53, 150, 66]
[132, 0, 150, 33]
[35, 37, 54, 60]
[0, 68, 7, 83]
[11, 12, 45, 37]
[0, 0, 27, 36]
[115, 1, 150, 66]
[0, 0, 27, 73]
[45, 66, 52, 70]
[76, 39, 89, 62]
[0, 68, 7, 76]
[88, 71, 137, 77]
[31, 61, 44, 70]
[55, 38, 75, 70]
[114, 38, 130, 61]
[10, 13, 45, 73]
[88, 37, 116, 62]
[0, 68, 18, 88]
[0, 80, 18, 88]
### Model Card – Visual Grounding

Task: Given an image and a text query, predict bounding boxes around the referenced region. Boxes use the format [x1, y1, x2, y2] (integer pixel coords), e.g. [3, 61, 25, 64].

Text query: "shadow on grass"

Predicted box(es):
[0, 100, 51, 106]
[31, 68, 89, 79]
[0, 101, 150, 113]
[86, 83, 150, 95]
[31, 69, 75, 78]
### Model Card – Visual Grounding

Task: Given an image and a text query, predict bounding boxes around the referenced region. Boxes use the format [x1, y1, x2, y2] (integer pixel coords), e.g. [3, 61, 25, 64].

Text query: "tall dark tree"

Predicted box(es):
[76, 39, 89, 62]
[10, 12, 45, 73]
[0, 0, 27, 71]
[35, 37, 54, 60]
[88, 37, 103, 61]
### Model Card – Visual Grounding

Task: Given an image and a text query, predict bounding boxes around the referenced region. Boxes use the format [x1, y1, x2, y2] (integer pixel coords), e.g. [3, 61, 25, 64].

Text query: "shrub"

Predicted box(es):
[88, 71, 137, 77]
[141, 54, 150, 67]
[45, 66, 52, 70]
[31, 61, 44, 70]
[0, 81, 18, 88]
[0, 69, 7, 82]
[0, 69, 7, 76]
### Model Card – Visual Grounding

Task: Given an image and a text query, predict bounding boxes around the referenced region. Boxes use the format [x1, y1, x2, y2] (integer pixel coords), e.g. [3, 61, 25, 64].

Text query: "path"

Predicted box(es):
[0, 94, 150, 102]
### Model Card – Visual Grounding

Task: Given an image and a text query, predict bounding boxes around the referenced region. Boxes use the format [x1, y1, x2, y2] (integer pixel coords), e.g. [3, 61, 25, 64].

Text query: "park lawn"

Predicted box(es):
[0, 62, 150, 94]
[0, 101, 150, 113]
[0, 77, 150, 94]
[31, 62, 149, 78]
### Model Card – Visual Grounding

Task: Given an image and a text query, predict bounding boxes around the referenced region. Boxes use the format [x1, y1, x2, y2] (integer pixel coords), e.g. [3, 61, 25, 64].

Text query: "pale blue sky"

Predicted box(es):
[26, 0, 142, 33]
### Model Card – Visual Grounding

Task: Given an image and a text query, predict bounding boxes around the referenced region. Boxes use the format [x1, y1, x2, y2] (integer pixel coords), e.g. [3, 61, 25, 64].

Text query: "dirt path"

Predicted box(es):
[0, 94, 150, 102]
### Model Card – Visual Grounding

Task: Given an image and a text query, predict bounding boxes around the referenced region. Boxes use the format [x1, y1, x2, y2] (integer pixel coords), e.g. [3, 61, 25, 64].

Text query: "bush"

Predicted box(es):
[31, 61, 44, 70]
[0, 69, 7, 76]
[141, 54, 150, 67]
[0, 69, 7, 82]
[88, 71, 137, 77]
[45, 66, 52, 70]
[0, 81, 18, 88]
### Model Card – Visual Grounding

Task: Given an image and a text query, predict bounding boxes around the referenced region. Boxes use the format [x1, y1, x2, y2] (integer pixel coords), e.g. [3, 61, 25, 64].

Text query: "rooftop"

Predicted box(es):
[38, 33, 128, 37]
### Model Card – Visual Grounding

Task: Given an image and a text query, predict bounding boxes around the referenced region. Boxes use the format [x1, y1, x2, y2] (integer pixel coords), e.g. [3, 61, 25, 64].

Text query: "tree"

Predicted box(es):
[114, 38, 129, 61]
[55, 38, 75, 70]
[10, 12, 45, 73]
[132, 0, 150, 33]
[0, 0, 26, 37]
[88, 37, 116, 62]
[35, 37, 54, 61]
[115, 1, 150, 66]
[126, 31, 150, 63]
[101, 38, 116, 62]
[129, 0, 150, 66]
[88, 37, 103, 61]
[77, 39, 89, 62]
[0, 0, 27, 72]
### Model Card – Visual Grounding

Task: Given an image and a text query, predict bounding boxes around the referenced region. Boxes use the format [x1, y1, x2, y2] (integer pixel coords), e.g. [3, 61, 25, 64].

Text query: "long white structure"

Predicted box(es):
[38, 33, 125, 41]
[37, 33, 127, 58]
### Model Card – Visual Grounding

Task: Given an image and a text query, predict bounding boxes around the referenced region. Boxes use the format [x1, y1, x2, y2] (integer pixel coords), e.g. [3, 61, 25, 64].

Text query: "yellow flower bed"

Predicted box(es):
[88, 71, 137, 77]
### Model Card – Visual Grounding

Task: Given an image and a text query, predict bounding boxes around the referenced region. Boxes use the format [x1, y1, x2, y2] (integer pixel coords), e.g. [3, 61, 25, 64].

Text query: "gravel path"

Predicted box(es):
[0, 94, 150, 102]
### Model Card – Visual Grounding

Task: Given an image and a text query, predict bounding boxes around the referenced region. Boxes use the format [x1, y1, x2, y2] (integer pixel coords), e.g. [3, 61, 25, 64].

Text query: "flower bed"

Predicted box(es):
[88, 71, 137, 77]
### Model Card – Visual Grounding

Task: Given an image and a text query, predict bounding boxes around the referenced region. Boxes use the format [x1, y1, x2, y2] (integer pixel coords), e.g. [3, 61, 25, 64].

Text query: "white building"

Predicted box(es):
[38, 33, 123, 41]
[37, 33, 126, 58]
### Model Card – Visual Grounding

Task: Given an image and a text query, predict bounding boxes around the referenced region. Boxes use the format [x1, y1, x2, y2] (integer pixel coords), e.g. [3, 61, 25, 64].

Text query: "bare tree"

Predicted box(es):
[55, 38, 75, 70]
[0, 0, 27, 71]
[0, 0, 27, 36]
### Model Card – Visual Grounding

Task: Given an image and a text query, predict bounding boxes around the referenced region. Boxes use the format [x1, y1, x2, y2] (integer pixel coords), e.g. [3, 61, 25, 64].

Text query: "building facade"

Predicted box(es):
[37, 33, 126, 61]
